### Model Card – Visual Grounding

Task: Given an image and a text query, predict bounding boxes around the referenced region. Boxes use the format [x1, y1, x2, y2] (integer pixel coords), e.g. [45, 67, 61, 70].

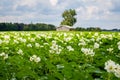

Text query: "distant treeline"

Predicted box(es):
[75, 27, 120, 32]
[75, 27, 101, 31]
[0, 23, 56, 31]
[0, 23, 119, 31]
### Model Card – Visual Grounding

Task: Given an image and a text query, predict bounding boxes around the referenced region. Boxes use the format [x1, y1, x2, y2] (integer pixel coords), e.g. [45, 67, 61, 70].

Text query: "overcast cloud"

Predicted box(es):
[0, 0, 120, 29]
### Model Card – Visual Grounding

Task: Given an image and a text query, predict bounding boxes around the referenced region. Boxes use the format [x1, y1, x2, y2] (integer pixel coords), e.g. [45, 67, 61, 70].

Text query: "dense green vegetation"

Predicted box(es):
[0, 23, 56, 31]
[0, 31, 120, 80]
[60, 9, 77, 26]
[0, 22, 120, 31]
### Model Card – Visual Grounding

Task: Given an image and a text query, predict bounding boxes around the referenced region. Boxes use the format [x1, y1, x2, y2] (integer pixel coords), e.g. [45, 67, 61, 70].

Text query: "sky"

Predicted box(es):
[0, 0, 120, 29]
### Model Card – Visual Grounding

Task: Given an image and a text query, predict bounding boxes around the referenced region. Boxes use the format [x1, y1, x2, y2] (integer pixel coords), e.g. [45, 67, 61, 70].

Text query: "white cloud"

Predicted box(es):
[0, 13, 36, 23]
[0, 6, 2, 10]
[0, 0, 120, 29]
[0, 11, 60, 24]
[49, 0, 58, 6]
[13, 0, 40, 10]
[76, 0, 114, 20]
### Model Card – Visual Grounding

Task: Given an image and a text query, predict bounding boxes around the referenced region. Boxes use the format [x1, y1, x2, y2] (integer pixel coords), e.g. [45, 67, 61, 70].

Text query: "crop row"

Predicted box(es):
[0, 32, 120, 80]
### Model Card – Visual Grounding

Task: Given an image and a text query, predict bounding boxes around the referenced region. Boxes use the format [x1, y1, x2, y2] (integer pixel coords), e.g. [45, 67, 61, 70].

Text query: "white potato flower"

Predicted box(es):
[17, 49, 24, 55]
[117, 41, 120, 50]
[78, 39, 86, 46]
[44, 43, 49, 45]
[76, 34, 79, 37]
[49, 41, 62, 54]
[94, 43, 100, 49]
[105, 60, 120, 78]
[18, 38, 26, 43]
[26, 33, 30, 36]
[30, 38, 35, 42]
[109, 35, 113, 40]
[114, 64, 120, 78]
[81, 48, 95, 56]
[30, 57, 34, 62]
[21, 39, 26, 43]
[94, 33, 98, 36]
[67, 46, 74, 51]
[4, 35, 10, 39]
[96, 38, 101, 42]
[91, 38, 95, 42]
[0, 52, 5, 56]
[0, 39, 3, 44]
[14, 40, 19, 44]
[118, 45, 120, 50]
[4, 40, 10, 44]
[117, 41, 120, 46]
[64, 37, 72, 42]
[56, 48, 62, 54]
[35, 43, 40, 48]
[27, 43, 32, 47]
[105, 60, 116, 73]
[0, 52, 8, 60]
[56, 64, 64, 69]
[3, 54, 8, 60]
[30, 55, 41, 63]
[34, 57, 41, 63]
[107, 48, 113, 52]
[100, 34, 107, 39]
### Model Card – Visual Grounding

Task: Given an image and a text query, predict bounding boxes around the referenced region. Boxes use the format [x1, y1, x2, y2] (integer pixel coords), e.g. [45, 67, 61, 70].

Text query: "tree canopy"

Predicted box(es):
[60, 9, 77, 26]
[0, 23, 56, 31]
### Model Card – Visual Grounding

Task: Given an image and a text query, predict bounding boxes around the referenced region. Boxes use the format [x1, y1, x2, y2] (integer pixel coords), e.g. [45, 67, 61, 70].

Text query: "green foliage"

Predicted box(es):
[0, 23, 56, 31]
[61, 9, 77, 26]
[0, 31, 120, 80]
[76, 27, 101, 31]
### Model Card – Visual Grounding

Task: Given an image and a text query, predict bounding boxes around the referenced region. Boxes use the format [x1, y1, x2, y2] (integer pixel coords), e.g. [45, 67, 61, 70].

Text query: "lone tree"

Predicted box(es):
[60, 9, 77, 26]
